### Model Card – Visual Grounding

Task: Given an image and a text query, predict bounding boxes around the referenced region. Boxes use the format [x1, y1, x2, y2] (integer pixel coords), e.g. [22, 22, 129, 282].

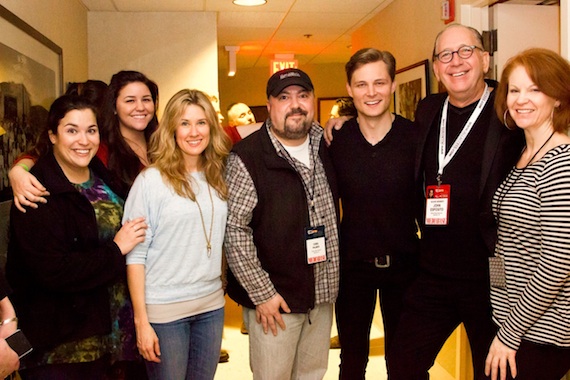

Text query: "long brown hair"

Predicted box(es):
[100, 71, 159, 188]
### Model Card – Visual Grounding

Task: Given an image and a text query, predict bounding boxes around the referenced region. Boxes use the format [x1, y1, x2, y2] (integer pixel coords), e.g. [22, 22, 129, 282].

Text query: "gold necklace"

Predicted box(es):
[195, 183, 214, 257]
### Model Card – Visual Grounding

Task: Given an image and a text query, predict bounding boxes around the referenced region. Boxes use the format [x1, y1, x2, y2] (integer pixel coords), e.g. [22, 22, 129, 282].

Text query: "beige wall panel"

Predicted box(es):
[88, 11, 218, 117]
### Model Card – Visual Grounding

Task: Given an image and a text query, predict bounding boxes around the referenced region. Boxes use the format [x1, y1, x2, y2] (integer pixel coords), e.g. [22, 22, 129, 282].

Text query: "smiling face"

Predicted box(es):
[347, 60, 395, 120]
[267, 85, 314, 146]
[49, 108, 99, 180]
[507, 65, 559, 132]
[433, 25, 490, 107]
[115, 81, 155, 135]
[175, 104, 211, 171]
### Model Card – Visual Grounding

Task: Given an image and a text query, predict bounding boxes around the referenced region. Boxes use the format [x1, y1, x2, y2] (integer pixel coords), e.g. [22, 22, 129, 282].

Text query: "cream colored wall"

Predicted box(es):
[351, 0, 447, 94]
[560, 0, 570, 59]
[493, 4, 559, 79]
[88, 12, 218, 117]
[0, 0, 88, 85]
[218, 62, 347, 122]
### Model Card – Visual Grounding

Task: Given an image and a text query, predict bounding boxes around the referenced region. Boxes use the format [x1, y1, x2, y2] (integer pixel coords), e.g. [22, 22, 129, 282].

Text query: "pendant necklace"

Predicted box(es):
[195, 183, 214, 257]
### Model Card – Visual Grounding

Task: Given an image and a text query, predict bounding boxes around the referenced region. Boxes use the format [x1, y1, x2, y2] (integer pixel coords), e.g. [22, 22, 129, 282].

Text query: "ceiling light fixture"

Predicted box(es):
[232, 0, 267, 6]
[225, 46, 240, 77]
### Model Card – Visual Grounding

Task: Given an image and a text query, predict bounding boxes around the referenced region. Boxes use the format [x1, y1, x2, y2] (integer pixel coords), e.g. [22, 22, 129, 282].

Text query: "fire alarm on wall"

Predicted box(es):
[441, 0, 450, 20]
[441, 0, 455, 24]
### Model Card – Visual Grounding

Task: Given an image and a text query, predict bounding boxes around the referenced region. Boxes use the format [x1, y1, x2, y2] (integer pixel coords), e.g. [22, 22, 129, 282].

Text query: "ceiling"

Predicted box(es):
[79, 0, 394, 72]
[79, 0, 559, 72]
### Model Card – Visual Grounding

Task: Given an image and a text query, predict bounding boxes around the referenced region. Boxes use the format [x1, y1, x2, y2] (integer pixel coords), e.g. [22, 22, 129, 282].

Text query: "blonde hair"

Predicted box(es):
[149, 89, 231, 200]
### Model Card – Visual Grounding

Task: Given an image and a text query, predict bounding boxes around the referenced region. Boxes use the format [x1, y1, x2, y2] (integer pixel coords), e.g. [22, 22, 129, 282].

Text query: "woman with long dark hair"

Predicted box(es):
[6, 94, 146, 379]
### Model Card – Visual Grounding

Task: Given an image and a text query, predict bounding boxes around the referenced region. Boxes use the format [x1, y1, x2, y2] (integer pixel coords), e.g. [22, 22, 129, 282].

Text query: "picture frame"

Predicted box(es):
[394, 59, 430, 121]
[0, 5, 63, 200]
[250, 105, 269, 124]
[317, 97, 340, 124]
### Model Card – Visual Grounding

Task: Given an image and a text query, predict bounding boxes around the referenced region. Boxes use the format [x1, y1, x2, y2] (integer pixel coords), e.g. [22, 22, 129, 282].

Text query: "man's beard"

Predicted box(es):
[273, 108, 312, 141]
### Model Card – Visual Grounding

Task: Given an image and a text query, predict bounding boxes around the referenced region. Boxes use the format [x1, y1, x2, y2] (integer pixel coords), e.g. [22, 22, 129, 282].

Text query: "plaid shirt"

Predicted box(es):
[224, 121, 339, 307]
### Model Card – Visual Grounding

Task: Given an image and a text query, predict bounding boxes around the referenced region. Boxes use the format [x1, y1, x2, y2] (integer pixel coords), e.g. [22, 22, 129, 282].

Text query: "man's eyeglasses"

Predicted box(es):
[434, 45, 483, 63]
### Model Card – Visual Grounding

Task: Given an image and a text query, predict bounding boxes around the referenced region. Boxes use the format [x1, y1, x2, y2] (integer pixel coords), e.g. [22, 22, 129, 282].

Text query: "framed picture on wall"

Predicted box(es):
[250, 105, 269, 124]
[394, 59, 430, 121]
[0, 5, 63, 200]
[317, 97, 340, 125]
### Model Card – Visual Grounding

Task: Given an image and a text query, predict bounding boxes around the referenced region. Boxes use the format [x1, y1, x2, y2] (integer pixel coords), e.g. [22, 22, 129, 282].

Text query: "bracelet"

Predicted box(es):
[16, 163, 30, 172]
[0, 317, 18, 326]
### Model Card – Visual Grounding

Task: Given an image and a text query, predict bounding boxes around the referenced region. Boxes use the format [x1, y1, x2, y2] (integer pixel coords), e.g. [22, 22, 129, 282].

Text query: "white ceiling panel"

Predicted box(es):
[81, 0, 559, 70]
[217, 11, 285, 28]
[278, 13, 367, 30]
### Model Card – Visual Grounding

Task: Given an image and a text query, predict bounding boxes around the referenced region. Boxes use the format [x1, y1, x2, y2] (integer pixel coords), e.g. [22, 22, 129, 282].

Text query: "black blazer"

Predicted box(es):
[6, 152, 126, 350]
[414, 83, 524, 255]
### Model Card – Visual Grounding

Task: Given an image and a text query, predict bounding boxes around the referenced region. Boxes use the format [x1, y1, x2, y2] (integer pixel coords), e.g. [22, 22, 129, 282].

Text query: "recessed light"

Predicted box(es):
[233, 0, 267, 6]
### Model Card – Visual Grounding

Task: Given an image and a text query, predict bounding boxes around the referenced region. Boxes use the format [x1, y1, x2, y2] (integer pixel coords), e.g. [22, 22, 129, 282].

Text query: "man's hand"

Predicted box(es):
[323, 116, 351, 145]
[255, 293, 291, 336]
[485, 336, 517, 380]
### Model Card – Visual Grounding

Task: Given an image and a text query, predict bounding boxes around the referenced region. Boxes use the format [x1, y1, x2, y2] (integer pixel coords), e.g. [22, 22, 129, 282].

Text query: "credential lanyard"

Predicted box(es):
[437, 84, 490, 185]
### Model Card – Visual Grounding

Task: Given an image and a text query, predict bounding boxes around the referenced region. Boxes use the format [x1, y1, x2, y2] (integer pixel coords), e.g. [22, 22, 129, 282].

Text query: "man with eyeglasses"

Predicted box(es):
[388, 24, 524, 379]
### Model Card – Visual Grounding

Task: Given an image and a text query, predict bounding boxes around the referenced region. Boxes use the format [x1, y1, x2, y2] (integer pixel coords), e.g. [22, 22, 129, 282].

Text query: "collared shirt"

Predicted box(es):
[225, 120, 339, 306]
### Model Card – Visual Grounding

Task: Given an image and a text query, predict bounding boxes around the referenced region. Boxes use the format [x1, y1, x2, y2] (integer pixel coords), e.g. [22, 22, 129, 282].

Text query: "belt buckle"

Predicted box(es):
[374, 255, 391, 268]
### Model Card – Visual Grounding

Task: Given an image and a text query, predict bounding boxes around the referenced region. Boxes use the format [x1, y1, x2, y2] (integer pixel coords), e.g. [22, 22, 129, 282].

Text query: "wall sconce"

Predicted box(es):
[225, 46, 240, 77]
[233, 0, 267, 6]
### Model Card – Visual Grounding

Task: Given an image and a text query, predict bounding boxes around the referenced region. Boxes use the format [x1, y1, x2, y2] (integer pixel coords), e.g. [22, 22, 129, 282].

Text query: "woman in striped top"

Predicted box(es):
[485, 48, 570, 380]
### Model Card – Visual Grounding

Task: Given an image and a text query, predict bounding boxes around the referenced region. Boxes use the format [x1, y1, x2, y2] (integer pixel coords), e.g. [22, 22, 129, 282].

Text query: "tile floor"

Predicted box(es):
[215, 294, 459, 380]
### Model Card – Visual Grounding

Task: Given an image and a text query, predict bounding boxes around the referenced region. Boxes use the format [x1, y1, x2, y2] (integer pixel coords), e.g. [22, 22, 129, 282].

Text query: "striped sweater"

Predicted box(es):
[491, 144, 570, 350]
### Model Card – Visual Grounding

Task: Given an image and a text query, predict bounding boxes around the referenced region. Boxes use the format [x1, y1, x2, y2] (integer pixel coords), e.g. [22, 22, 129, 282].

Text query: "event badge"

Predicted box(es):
[305, 225, 327, 264]
[425, 185, 450, 225]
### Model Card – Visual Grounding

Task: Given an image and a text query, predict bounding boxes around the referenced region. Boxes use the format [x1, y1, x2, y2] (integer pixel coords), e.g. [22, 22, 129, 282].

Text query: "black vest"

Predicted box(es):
[226, 125, 339, 312]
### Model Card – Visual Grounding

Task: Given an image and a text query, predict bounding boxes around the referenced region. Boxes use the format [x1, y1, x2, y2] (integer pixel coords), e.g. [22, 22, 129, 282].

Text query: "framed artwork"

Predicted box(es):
[0, 5, 63, 200]
[394, 59, 430, 121]
[317, 97, 340, 125]
[250, 105, 269, 124]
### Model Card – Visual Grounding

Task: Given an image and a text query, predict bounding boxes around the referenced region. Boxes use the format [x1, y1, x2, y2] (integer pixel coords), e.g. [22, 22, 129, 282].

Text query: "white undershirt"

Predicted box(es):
[282, 135, 311, 168]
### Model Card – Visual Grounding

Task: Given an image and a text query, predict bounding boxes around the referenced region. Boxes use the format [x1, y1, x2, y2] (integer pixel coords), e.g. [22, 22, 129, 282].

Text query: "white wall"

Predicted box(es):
[88, 11, 218, 117]
[493, 4, 559, 79]
[561, 0, 569, 59]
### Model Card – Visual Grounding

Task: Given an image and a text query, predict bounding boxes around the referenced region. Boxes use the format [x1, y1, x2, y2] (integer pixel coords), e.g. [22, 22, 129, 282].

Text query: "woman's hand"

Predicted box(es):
[114, 217, 147, 255]
[9, 165, 49, 213]
[485, 336, 517, 380]
[0, 320, 17, 340]
[136, 322, 161, 363]
[0, 339, 19, 378]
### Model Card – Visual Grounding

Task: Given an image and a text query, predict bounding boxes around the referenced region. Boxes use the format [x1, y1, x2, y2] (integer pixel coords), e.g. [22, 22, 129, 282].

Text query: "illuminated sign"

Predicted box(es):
[270, 60, 299, 75]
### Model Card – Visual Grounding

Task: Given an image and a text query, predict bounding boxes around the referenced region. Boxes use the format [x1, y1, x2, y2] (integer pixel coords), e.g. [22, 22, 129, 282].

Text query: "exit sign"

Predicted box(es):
[270, 60, 299, 75]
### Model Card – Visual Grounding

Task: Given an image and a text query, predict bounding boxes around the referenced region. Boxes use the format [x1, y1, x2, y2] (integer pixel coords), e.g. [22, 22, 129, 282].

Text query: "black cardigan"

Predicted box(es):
[6, 152, 126, 350]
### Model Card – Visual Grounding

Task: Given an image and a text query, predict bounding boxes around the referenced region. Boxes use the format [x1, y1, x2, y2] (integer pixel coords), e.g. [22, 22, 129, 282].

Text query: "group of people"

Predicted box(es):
[0, 21, 568, 380]
[324, 24, 570, 380]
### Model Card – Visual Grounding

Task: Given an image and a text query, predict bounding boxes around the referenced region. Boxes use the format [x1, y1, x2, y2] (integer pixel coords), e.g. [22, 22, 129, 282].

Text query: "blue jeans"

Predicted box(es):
[145, 307, 224, 380]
